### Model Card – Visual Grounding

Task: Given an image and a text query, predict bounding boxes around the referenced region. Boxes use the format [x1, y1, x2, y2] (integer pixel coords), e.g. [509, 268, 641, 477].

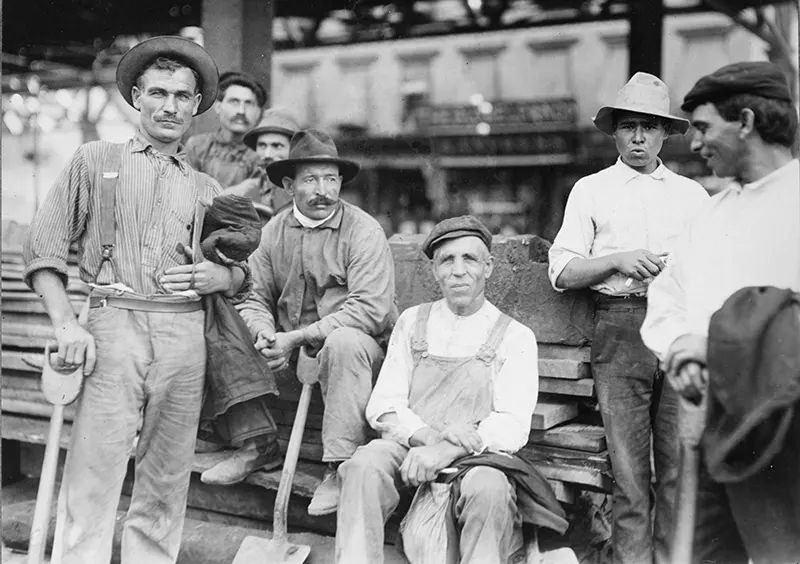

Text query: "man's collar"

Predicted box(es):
[737, 158, 799, 194]
[287, 201, 344, 230]
[613, 157, 667, 182]
[131, 130, 190, 175]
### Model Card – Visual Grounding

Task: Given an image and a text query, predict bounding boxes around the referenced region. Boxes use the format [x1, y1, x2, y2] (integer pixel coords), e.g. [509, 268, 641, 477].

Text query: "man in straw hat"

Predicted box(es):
[641, 61, 800, 563]
[548, 72, 709, 563]
[237, 128, 398, 516]
[335, 215, 568, 564]
[185, 70, 267, 197]
[23, 36, 250, 563]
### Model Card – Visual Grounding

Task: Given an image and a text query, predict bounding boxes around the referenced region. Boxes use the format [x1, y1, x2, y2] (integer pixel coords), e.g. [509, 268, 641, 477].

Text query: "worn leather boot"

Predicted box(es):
[200, 436, 282, 485]
[307, 463, 340, 516]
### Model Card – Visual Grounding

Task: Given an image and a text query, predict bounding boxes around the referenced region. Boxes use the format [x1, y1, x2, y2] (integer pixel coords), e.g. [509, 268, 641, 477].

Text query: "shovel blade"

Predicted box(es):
[232, 535, 310, 564]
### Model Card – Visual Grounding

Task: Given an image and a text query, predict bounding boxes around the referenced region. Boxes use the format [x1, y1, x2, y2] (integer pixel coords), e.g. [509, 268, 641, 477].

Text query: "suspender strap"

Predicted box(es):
[410, 302, 434, 356]
[96, 144, 123, 283]
[476, 313, 513, 364]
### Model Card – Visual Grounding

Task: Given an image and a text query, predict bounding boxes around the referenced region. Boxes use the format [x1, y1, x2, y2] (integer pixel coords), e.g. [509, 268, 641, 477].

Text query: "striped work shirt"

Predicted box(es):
[23, 132, 222, 295]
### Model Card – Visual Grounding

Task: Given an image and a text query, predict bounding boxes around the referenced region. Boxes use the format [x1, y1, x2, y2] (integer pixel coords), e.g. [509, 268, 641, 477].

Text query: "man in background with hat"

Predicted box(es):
[237, 128, 398, 516]
[185, 70, 266, 199]
[641, 61, 800, 563]
[241, 107, 300, 213]
[548, 72, 708, 563]
[22, 36, 250, 563]
[335, 215, 566, 563]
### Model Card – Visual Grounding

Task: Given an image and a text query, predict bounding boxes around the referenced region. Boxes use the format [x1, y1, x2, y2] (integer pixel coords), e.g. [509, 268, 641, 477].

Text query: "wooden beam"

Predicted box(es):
[628, 0, 664, 77]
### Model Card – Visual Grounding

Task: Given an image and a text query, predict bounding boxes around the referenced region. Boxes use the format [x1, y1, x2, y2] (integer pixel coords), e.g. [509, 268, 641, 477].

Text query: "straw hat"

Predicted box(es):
[593, 72, 689, 136]
[116, 36, 219, 115]
[266, 129, 360, 185]
[243, 108, 300, 151]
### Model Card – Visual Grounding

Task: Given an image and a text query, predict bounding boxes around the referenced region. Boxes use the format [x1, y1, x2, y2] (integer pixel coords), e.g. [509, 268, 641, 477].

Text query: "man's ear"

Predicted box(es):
[484, 255, 495, 279]
[192, 93, 202, 116]
[738, 108, 755, 138]
[282, 176, 294, 194]
[131, 86, 142, 110]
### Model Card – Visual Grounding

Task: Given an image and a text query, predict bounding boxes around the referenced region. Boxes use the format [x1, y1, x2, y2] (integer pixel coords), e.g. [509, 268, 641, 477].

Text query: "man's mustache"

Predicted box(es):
[308, 196, 336, 206]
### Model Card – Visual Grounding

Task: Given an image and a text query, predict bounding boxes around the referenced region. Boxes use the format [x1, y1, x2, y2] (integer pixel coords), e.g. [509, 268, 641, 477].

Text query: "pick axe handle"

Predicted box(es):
[27, 404, 64, 564]
[671, 443, 700, 564]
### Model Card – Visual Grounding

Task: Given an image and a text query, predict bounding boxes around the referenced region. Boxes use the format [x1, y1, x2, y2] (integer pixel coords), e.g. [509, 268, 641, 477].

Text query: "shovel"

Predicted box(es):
[232, 346, 320, 564]
[27, 341, 84, 564]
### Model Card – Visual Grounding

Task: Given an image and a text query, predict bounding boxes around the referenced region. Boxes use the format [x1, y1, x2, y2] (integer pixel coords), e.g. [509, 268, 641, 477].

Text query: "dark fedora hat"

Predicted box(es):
[266, 129, 360, 185]
[116, 36, 219, 115]
[243, 107, 300, 151]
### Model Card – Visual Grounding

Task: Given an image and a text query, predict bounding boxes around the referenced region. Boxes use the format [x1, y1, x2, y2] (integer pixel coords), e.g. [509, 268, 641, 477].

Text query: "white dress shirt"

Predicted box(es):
[641, 159, 800, 360]
[366, 299, 539, 453]
[548, 158, 709, 296]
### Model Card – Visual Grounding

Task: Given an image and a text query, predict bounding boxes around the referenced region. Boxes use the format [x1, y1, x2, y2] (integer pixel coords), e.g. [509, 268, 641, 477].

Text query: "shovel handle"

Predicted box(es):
[671, 443, 700, 564]
[27, 404, 65, 564]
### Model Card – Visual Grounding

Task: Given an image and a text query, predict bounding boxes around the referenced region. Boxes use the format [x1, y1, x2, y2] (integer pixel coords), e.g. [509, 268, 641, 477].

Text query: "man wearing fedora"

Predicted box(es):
[237, 128, 398, 516]
[642, 61, 800, 563]
[22, 36, 250, 563]
[548, 72, 708, 564]
[186, 70, 266, 199]
[241, 107, 300, 213]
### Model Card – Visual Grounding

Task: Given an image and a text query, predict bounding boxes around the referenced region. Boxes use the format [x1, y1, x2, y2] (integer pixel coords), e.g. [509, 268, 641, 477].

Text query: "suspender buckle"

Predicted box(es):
[101, 245, 114, 259]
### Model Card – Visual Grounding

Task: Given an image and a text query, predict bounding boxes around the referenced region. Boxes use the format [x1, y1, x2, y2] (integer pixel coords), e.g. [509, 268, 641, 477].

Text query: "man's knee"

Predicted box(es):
[339, 441, 398, 487]
[459, 467, 514, 510]
[321, 327, 381, 362]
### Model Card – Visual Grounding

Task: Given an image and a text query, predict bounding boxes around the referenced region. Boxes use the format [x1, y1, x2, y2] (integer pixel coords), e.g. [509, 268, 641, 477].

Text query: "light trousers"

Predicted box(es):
[51, 307, 206, 564]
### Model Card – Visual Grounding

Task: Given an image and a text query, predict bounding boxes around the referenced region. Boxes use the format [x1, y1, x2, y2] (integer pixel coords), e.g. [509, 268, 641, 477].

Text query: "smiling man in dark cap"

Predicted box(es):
[335, 215, 567, 563]
[23, 36, 250, 563]
[548, 72, 709, 564]
[642, 61, 799, 563]
[237, 128, 398, 516]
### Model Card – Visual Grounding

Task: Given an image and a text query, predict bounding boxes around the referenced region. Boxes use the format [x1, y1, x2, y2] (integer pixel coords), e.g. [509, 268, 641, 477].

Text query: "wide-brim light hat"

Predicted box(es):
[243, 108, 301, 151]
[593, 72, 689, 136]
[266, 129, 360, 185]
[116, 35, 219, 115]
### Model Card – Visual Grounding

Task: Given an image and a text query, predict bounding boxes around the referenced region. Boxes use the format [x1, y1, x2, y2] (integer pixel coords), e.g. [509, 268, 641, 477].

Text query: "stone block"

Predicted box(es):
[389, 234, 595, 346]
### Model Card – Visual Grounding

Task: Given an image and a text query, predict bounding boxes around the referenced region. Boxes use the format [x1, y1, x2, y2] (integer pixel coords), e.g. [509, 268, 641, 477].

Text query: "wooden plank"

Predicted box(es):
[539, 377, 594, 397]
[538, 358, 590, 380]
[526, 444, 610, 473]
[1, 351, 45, 373]
[528, 423, 607, 453]
[537, 344, 591, 362]
[530, 400, 578, 430]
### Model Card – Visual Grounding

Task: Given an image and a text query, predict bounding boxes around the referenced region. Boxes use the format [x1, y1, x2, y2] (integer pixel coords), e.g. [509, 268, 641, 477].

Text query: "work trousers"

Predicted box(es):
[316, 327, 385, 462]
[336, 439, 522, 564]
[51, 307, 206, 564]
[692, 412, 800, 564]
[592, 297, 679, 564]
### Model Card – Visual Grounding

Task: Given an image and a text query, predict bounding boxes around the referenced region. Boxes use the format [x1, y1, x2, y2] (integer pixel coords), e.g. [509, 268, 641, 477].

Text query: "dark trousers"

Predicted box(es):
[592, 296, 679, 564]
[693, 411, 800, 564]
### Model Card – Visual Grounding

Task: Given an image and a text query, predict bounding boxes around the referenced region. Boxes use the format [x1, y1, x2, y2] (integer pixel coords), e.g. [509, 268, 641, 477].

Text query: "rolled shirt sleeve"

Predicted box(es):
[23, 146, 92, 288]
[548, 180, 595, 291]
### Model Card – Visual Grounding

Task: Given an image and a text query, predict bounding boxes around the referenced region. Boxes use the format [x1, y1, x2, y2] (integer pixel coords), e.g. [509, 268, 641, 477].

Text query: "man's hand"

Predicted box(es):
[400, 445, 455, 487]
[255, 329, 302, 370]
[161, 259, 233, 295]
[663, 334, 708, 402]
[54, 320, 96, 376]
[612, 250, 665, 281]
[440, 423, 483, 453]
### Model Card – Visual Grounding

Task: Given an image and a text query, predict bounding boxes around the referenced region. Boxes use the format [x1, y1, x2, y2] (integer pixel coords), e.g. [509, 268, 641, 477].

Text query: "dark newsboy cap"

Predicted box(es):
[681, 61, 792, 112]
[422, 215, 492, 259]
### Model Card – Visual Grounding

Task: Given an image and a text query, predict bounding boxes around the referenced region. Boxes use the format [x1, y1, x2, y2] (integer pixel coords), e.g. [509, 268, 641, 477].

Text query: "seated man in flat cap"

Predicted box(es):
[335, 216, 568, 564]
[236, 128, 398, 515]
[23, 37, 249, 563]
[641, 61, 800, 564]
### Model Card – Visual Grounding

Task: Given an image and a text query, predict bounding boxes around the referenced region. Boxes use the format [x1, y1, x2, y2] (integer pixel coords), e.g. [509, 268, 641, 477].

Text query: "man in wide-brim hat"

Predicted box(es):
[548, 72, 710, 564]
[237, 128, 399, 517]
[23, 35, 252, 563]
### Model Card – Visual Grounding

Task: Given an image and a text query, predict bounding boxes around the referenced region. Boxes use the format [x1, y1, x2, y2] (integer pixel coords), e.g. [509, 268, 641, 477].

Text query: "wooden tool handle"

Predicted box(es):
[671, 443, 700, 564]
[27, 404, 64, 564]
[272, 382, 313, 543]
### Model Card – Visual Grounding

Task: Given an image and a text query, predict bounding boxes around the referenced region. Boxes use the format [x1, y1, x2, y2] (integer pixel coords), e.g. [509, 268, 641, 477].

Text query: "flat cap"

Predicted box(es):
[681, 61, 792, 112]
[422, 215, 492, 259]
[219, 71, 267, 107]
